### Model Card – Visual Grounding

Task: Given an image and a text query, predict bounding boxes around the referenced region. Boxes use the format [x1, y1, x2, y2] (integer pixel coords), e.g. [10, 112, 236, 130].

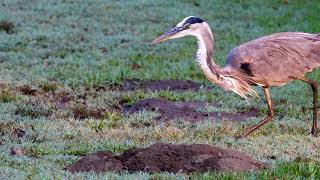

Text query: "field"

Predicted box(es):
[1, 0, 320, 179]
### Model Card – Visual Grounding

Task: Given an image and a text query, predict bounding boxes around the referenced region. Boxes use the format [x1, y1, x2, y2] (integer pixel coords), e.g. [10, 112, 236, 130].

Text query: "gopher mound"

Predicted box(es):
[124, 99, 257, 122]
[66, 143, 265, 173]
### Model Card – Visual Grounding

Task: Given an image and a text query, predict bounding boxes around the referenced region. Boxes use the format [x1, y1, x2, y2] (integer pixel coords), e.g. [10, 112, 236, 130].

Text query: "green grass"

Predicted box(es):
[0, 0, 320, 179]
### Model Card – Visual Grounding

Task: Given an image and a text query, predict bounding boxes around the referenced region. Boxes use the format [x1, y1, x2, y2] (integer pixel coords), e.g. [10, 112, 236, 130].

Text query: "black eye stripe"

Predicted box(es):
[182, 17, 203, 25]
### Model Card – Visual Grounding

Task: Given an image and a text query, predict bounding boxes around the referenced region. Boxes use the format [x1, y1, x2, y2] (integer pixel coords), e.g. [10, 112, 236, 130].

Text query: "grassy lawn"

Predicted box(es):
[0, 0, 320, 179]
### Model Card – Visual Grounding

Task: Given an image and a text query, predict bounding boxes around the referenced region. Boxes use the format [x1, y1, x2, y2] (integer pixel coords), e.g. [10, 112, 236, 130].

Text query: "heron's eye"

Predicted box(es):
[185, 23, 191, 28]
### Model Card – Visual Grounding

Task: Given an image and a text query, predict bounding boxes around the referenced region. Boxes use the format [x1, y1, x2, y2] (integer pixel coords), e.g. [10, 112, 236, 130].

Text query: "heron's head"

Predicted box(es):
[151, 16, 205, 45]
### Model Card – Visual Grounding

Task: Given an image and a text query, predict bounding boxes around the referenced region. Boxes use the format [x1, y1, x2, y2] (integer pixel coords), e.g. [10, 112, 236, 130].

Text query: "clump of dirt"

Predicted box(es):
[71, 104, 107, 120]
[120, 79, 203, 91]
[12, 128, 26, 138]
[66, 151, 123, 173]
[65, 143, 265, 173]
[0, 20, 14, 34]
[0, 122, 15, 135]
[124, 99, 257, 122]
[54, 91, 74, 110]
[10, 146, 24, 156]
[38, 81, 59, 92]
[17, 84, 38, 96]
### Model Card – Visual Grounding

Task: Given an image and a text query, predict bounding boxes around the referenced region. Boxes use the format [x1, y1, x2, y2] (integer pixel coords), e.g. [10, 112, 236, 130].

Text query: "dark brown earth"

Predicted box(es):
[120, 79, 203, 91]
[10, 147, 24, 156]
[12, 128, 26, 138]
[0, 20, 14, 34]
[124, 99, 258, 122]
[65, 143, 265, 173]
[71, 104, 107, 120]
[17, 84, 38, 96]
[66, 151, 123, 173]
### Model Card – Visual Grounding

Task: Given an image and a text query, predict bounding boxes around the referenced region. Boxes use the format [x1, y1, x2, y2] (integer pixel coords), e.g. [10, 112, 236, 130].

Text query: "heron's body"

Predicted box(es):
[152, 16, 320, 138]
[226, 32, 320, 87]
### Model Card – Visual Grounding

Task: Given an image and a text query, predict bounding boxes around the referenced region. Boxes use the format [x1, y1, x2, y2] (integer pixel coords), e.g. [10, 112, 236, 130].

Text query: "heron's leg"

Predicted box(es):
[237, 87, 274, 139]
[298, 77, 318, 135]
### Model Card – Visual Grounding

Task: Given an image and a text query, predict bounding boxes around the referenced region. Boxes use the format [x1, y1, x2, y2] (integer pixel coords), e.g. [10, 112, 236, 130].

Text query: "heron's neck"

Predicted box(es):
[195, 23, 223, 86]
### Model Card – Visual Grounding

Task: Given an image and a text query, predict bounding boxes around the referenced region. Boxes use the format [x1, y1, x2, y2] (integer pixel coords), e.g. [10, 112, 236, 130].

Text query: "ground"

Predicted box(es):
[65, 143, 265, 173]
[0, 0, 320, 179]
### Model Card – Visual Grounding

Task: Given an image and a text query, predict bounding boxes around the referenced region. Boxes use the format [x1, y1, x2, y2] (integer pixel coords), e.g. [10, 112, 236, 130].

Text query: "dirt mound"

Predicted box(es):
[124, 99, 257, 122]
[66, 143, 265, 173]
[121, 79, 202, 91]
[66, 151, 123, 173]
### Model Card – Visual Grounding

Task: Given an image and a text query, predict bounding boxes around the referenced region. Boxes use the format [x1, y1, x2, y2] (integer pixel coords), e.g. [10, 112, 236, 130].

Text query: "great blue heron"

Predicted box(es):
[151, 16, 320, 138]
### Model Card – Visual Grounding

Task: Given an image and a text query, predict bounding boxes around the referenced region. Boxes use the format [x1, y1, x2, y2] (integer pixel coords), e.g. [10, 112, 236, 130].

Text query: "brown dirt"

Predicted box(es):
[124, 99, 257, 122]
[0, 20, 14, 34]
[10, 147, 24, 156]
[17, 84, 38, 96]
[65, 143, 265, 173]
[120, 79, 203, 91]
[55, 91, 74, 110]
[12, 128, 26, 138]
[66, 151, 123, 173]
[71, 104, 107, 120]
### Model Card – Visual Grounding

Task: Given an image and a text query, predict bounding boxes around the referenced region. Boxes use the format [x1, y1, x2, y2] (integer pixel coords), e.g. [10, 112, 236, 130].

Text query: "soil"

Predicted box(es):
[12, 128, 26, 138]
[65, 142, 265, 173]
[10, 147, 24, 156]
[66, 151, 123, 173]
[71, 104, 107, 120]
[120, 79, 203, 91]
[124, 99, 257, 122]
[11, 80, 257, 122]
[17, 84, 38, 96]
[0, 20, 14, 34]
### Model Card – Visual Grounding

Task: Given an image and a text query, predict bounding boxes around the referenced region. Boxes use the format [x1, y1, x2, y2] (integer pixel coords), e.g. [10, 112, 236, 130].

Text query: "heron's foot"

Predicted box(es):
[310, 128, 318, 137]
[235, 129, 253, 139]
[235, 126, 255, 140]
[235, 115, 274, 140]
[235, 134, 246, 140]
[235, 131, 255, 140]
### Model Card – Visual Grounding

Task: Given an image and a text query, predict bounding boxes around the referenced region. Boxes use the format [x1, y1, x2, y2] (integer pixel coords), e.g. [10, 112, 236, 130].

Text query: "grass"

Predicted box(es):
[0, 0, 320, 179]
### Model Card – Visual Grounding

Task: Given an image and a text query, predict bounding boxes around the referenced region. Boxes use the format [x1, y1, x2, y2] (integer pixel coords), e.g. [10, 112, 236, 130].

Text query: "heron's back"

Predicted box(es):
[226, 32, 320, 86]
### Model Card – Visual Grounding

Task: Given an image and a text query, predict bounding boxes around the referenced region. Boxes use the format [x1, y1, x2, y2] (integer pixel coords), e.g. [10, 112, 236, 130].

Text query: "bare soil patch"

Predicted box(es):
[0, 20, 14, 34]
[120, 79, 203, 91]
[65, 143, 265, 173]
[124, 99, 257, 122]
[71, 104, 107, 120]
[12, 128, 26, 139]
[17, 84, 38, 96]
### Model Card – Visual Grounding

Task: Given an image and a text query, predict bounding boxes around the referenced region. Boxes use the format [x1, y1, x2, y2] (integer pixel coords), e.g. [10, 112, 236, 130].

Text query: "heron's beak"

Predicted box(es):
[151, 27, 181, 45]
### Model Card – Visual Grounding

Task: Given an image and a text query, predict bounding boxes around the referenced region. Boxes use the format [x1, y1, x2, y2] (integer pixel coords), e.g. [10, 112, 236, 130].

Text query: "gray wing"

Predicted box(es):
[226, 32, 320, 86]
